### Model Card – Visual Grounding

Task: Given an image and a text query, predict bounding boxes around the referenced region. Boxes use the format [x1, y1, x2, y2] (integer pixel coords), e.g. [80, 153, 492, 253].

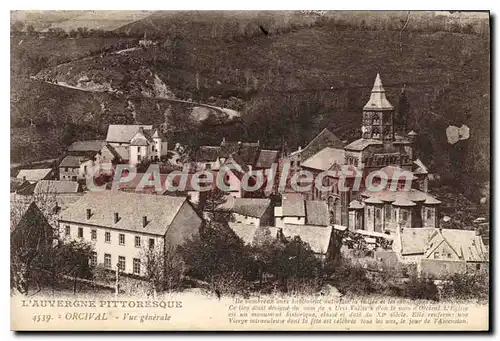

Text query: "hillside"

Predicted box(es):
[11, 11, 490, 198]
[11, 78, 245, 164]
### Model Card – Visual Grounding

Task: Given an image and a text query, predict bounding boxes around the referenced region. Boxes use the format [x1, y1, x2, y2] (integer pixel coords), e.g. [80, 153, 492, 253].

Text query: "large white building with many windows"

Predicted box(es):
[58, 190, 201, 276]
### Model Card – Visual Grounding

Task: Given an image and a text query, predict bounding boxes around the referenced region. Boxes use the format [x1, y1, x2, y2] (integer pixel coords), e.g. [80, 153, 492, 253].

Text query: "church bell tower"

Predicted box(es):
[361, 73, 395, 141]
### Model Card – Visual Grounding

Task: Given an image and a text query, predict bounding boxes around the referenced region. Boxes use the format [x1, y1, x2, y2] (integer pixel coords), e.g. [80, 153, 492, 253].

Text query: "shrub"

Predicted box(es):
[403, 274, 439, 301]
[441, 269, 489, 301]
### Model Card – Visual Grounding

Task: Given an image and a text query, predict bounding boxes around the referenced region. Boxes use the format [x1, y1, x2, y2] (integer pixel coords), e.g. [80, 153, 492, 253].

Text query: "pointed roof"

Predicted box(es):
[363, 73, 394, 111]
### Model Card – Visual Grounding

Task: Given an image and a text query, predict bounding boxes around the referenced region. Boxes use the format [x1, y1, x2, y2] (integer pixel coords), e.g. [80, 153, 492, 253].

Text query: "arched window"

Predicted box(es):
[372, 128, 380, 139]
[372, 115, 380, 125]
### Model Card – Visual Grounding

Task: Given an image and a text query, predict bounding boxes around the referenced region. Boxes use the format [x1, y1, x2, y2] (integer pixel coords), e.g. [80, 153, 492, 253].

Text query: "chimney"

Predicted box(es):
[114, 212, 120, 223]
[143, 216, 148, 228]
[298, 146, 302, 152]
[86, 208, 92, 220]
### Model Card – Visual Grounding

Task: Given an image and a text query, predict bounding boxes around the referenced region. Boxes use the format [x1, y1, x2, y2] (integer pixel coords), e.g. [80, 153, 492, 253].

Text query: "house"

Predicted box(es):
[194, 139, 279, 172]
[58, 191, 201, 276]
[59, 140, 107, 181]
[274, 194, 330, 228]
[16, 168, 54, 184]
[106, 125, 168, 165]
[392, 226, 489, 278]
[59, 155, 96, 181]
[274, 193, 306, 227]
[222, 197, 273, 227]
[227, 223, 335, 260]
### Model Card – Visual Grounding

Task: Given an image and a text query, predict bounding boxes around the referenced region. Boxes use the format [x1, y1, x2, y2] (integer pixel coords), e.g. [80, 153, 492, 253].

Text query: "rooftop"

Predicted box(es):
[34, 180, 80, 194]
[106, 125, 153, 143]
[301, 147, 345, 171]
[363, 73, 394, 111]
[282, 193, 306, 217]
[223, 197, 272, 218]
[344, 138, 383, 151]
[16, 168, 52, 182]
[305, 200, 330, 226]
[59, 191, 189, 236]
[67, 140, 106, 153]
[59, 155, 91, 168]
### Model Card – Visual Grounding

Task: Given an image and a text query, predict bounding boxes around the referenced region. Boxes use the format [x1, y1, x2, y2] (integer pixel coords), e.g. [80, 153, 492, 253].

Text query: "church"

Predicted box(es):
[291, 73, 442, 236]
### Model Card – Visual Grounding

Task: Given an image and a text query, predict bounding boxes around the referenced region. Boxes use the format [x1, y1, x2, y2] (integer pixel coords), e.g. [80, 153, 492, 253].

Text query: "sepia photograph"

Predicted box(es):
[9, 9, 490, 331]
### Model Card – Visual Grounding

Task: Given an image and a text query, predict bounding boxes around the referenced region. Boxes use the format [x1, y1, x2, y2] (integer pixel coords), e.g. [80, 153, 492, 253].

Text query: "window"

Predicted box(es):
[296, 160, 300, 167]
[104, 254, 111, 269]
[402, 211, 408, 221]
[118, 256, 126, 272]
[64, 167, 68, 172]
[78, 227, 83, 238]
[90, 252, 97, 266]
[427, 209, 432, 220]
[375, 208, 381, 220]
[65, 225, 70, 237]
[476, 264, 481, 270]
[119, 234, 125, 245]
[149, 238, 155, 250]
[72, 176, 77, 181]
[133, 258, 141, 275]
[290, 161, 295, 167]
[91, 229, 97, 240]
[447, 253, 452, 259]
[83, 165, 87, 174]
[105, 232, 111, 243]
[135, 236, 141, 248]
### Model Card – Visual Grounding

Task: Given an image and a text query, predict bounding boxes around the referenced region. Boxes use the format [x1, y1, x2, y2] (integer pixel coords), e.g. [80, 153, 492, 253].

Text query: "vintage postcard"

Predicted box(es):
[10, 10, 490, 331]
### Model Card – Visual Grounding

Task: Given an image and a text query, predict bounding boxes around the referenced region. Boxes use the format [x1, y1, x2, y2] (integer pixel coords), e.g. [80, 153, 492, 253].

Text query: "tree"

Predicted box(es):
[56, 240, 94, 294]
[141, 244, 185, 296]
[26, 24, 35, 36]
[11, 21, 24, 34]
[10, 202, 55, 294]
[178, 222, 254, 296]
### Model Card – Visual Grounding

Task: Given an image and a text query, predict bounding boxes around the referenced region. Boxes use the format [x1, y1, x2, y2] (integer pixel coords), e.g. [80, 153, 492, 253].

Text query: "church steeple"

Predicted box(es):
[361, 73, 395, 141]
[363, 73, 394, 111]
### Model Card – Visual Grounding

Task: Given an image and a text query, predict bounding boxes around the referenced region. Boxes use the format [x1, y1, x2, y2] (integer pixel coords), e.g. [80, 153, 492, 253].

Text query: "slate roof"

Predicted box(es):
[223, 197, 272, 218]
[59, 155, 91, 168]
[108, 145, 129, 160]
[363, 73, 394, 110]
[228, 222, 258, 245]
[59, 191, 189, 236]
[101, 144, 126, 161]
[16, 168, 52, 182]
[34, 180, 80, 194]
[255, 150, 279, 169]
[344, 138, 383, 151]
[362, 189, 441, 206]
[282, 193, 306, 217]
[426, 229, 489, 262]
[67, 140, 105, 153]
[196, 146, 221, 162]
[305, 200, 330, 226]
[301, 147, 345, 171]
[106, 125, 153, 143]
[299, 128, 344, 161]
[273, 224, 333, 255]
[400, 228, 436, 255]
[196, 141, 279, 169]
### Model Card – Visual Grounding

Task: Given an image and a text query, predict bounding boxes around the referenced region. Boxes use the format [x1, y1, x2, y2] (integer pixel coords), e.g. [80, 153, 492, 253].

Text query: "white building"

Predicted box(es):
[106, 125, 168, 165]
[59, 191, 202, 276]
